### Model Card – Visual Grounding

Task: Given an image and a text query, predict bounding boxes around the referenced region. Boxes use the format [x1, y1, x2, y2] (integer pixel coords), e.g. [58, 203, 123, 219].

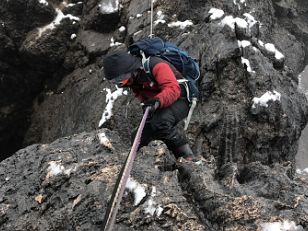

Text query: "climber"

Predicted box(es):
[103, 50, 195, 161]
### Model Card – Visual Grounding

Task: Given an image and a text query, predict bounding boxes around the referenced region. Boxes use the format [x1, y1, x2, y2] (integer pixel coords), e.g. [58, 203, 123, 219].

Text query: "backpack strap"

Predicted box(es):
[140, 51, 150, 74]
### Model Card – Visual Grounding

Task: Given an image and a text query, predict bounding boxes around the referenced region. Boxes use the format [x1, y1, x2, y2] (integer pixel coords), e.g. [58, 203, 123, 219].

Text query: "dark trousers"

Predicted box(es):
[134, 98, 190, 153]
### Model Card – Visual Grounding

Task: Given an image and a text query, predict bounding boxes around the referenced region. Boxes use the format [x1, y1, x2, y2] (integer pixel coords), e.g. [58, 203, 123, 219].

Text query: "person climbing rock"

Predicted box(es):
[103, 50, 195, 161]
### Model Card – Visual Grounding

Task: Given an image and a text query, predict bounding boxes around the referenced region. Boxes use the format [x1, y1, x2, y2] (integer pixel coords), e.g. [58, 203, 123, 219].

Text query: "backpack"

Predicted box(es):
[128, 37, 200, 102]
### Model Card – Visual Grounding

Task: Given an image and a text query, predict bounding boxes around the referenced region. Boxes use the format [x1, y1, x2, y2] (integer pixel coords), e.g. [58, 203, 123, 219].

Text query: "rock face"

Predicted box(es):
[1, 130, 308, 230]
[1, 0, 308, 230]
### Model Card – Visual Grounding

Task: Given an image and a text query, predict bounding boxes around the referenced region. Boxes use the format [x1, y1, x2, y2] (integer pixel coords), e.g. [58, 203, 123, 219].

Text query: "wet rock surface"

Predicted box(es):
[1, 0, 308, 230]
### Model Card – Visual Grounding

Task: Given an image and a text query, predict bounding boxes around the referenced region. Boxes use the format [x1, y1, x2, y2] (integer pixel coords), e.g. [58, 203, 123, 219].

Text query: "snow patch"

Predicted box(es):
[46, 161, 72, 179]
[168, 20, 193, 29]
[98, 132, 113, 149]
[233, 0, 247, 9]
[154, 10, 166, 25]
[260, 220, 304, 231]
[235, 17, 248, 28]
[252, 90, 281, 108]
[118, 26, 126, 32]
[238, 40, 251, 48]
[243, 13, 257, 29]
[220, 16, 248, 30]
[144, 186, 164, 217]
[126, 178, 147, 206]
[70, 33, 77, 40]
[258, 40, 265, 47]
[110, 37, 123, 47]
[296, 168, 308, 175]
[99, 0, 119, 14]
[241, 57, 255, 73]
[265, 43, 284, 60]
[209, 8, 224, 21]
[37, 8, 80, 38]
[98, 87, 125, 127]
[39, 0, 48, 6]
[220, 15, 236, 30]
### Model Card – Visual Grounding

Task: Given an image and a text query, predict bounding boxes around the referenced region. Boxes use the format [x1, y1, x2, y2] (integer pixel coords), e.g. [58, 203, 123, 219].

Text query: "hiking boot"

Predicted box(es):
[174, 143, 195, 161]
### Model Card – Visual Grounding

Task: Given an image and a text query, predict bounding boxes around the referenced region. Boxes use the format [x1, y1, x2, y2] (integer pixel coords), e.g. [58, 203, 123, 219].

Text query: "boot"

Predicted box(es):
[174, 143, 194, 161]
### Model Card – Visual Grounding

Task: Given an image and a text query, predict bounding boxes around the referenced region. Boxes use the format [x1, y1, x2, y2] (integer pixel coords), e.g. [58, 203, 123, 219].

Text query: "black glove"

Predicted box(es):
[142, 99, 160, 114]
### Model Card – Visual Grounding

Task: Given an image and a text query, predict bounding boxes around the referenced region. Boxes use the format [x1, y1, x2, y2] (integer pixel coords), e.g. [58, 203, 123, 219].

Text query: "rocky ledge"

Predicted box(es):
[0, 129, 307, 230]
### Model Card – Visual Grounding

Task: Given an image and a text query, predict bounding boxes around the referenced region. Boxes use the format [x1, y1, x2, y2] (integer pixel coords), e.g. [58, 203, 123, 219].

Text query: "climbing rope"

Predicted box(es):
[102, 107, 150, 231]
[150, 0, 154, 37]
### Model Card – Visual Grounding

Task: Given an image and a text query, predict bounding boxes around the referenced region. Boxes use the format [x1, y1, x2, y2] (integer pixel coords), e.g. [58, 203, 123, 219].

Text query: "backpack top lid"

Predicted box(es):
[129, 37, 166, 57]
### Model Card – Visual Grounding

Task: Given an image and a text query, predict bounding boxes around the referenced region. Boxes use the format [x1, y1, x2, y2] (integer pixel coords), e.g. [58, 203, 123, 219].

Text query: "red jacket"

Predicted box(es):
[131, 58, 182, 108]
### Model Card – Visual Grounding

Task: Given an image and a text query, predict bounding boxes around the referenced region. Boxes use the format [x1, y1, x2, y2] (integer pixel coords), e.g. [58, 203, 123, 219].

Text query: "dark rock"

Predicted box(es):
[77, 30, 118, 56]
[82, 0, 120, 33]
[1, 0, 308, 229]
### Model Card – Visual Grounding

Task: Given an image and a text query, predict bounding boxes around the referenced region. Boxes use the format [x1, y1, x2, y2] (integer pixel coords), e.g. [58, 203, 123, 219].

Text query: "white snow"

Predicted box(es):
[235, 17, 248, 28]
[143, 186, 164, 217]
[217, 13, 258, 33]
[98, 132, 113, 149]
[134, 30, 142, 36]
[99, 0, 119, 14]
[154, 19, 166, 25]
[296, 168, 308, 175]
[241, 57, 255, 73]
[220, 16, 248, 30]
[125, 178, 147, 206]
[98, 87, 125, 127]
[209, 8, 224, 21]
[118, 26, 126, 32]
[37, 8, 80, 38]
[233, 0, 247, 9]
[265, 43, 285, 60]
[66, 2, 83, 7]
[260, 220, 304, 231]
[252, 90, 281, 108]
[238, 40, 251, 48]
[66, 3, 76, 7]
[154, 10, 166, 25]
[168, 20, 193, 29]
[244, 13, 258, 29]
[258, 40, 284, 60]
[110, 37, 123, 47]
[220, 15, 236, 30]
[70, 33, 77, 40]
[39, 0, 48, 6]
[258, 40, 265, 47]
[46, 161, 72, 178]
[265, 43, 276, 53]
[157, 10, 164, 18]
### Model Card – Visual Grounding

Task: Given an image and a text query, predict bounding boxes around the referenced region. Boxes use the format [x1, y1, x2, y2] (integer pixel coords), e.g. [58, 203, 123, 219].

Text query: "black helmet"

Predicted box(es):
[103, 50, 141, 81]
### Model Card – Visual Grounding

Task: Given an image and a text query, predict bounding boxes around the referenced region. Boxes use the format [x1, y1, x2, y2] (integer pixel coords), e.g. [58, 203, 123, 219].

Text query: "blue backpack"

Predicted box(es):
[128, 37, 200, 102]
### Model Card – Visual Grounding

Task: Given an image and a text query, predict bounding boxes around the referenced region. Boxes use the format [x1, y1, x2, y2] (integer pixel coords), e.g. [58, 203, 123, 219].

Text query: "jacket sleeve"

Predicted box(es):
[151, 62, 181, 108]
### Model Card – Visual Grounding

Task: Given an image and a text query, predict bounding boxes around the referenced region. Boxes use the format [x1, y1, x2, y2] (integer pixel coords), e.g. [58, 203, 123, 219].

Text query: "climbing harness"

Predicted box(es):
[102, 107, 150, 231]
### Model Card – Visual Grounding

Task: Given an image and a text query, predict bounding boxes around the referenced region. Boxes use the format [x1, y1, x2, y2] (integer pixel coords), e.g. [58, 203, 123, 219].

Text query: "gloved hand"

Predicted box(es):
[142, 99, 160, 114]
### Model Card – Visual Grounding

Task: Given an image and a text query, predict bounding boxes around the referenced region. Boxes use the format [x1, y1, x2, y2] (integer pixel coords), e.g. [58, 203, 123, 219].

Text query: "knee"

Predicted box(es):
[150, 120, 173, 134]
